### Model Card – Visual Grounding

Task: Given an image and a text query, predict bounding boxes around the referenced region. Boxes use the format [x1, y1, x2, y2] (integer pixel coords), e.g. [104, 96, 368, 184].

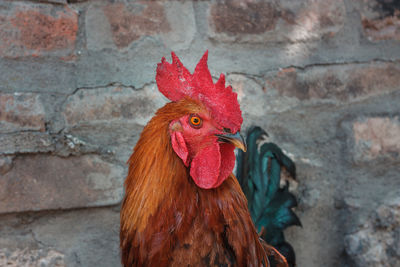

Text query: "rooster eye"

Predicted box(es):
[189, 115, 202, 128]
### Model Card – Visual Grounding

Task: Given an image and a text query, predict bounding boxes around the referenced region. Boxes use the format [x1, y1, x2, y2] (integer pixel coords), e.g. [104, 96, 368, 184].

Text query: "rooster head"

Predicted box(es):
[156, 51, 244, 189]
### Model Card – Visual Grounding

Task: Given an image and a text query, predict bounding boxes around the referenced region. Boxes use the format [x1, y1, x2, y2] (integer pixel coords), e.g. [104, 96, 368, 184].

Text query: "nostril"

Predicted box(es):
[223, 128, 232, 133]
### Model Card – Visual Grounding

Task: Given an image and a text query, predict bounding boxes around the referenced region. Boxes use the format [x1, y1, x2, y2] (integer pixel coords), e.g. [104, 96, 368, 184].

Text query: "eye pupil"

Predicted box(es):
[189, 115, 202, 128]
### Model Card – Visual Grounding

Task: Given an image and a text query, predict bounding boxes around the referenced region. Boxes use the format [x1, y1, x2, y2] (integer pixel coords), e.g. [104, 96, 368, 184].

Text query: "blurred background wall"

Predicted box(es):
[0, 0, 399, 266]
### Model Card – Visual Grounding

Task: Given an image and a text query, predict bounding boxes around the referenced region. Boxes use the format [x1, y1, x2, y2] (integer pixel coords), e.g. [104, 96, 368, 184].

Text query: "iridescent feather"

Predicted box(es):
[236, 126, 301, 267]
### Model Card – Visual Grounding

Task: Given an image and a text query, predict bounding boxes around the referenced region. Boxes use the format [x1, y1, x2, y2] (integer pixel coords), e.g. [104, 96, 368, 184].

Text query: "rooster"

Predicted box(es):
[120, 51, 298, 267]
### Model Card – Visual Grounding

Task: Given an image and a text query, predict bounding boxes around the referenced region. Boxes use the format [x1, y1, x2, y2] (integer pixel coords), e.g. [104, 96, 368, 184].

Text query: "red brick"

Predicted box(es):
[62, 85, 165, 126]
[353, 117, 400, 161]
[208, 0, 345, 43]
[103, 2, 170, 48]
[360, 0, 400, 41]
[265, 62, 400, 101]
[0, 3, 78, 57]
[211, 1, 281, 35]
[0, 93, 46, 133]
[362, 15, 400, 41]
[0, 155, 124, 213]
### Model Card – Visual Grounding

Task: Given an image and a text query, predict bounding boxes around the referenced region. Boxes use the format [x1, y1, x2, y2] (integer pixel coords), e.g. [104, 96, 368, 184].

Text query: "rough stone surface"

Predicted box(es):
[0, 93, 46, 133]
[229, 73, 300, 115]
[344, 191, 400, 267]
[0, 155, 124, 213]
[160, 2, 196, 51]
[0, 58, 77, 94]
[0, 207, 120, 267]
[352, 116, 400, 162]
[0, 132, 55, 155]
[0, 2, 78, 58]
[0, 248, 65, 267]
[85, 4, 115, 51]
[0, 155, 13, 175]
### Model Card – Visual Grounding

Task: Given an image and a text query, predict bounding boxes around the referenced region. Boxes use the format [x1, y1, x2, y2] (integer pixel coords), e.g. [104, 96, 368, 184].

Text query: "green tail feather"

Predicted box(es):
[236, 126, 301, 267]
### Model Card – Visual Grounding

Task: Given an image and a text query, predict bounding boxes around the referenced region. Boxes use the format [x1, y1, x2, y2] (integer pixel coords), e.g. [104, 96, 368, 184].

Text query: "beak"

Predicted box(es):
[216, 132, 247, 152]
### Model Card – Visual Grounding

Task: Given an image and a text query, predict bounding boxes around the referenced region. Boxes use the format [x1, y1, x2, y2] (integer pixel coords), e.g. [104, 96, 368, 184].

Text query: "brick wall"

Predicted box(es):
[0, 0, 399, 266]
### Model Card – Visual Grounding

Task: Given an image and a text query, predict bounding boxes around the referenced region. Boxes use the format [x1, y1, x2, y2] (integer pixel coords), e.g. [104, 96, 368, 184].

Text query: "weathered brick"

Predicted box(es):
[62, 85, 167, 127]
[265, 62, 400, 102]
[30, 0, 68, 3]
[344, 191, 400, 267]
[83, 2, 194, 89]
[0, 93, 46, 133]
[227, 74, 298, 117]
[0, 2, 78, 58]
[352, 116, 400, 161]
[0, 58, 77, 94]
[363, 15, 400, 41]
[42, 0, 68, 4]
[0, 248, 65, 267]
[86, 1, 195, 51]
[208, 0, 345, 43]
[0, 208, 121, 267]
[0, 132, 54, 155]
[360, 0, 400, 41]
[227, 74, 265, 117]
[102, 2, 170, 49]
[0, 155, 13, 175]
[0, 155, 124, 213]
[211, 1, 282, 34]
[60, 85, 168, 164]
[60, 121, 144, 166]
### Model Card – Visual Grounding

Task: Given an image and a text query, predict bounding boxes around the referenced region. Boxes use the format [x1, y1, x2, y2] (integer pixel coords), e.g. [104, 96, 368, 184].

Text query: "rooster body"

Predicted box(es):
[120, 52, 289, 267]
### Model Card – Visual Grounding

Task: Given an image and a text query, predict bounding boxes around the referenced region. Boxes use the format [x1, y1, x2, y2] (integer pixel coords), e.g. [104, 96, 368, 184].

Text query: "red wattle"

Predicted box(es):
[218, 143, 236, 184]
[190, 142, 235, 189]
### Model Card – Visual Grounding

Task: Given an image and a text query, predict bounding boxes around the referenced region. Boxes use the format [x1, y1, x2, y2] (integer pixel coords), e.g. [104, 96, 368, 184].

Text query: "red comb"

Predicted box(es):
[156, 51, 242, 133]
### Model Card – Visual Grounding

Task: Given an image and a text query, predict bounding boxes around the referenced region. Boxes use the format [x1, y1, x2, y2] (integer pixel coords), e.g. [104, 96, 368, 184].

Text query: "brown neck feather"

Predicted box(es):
[120, 99, 202, 265]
